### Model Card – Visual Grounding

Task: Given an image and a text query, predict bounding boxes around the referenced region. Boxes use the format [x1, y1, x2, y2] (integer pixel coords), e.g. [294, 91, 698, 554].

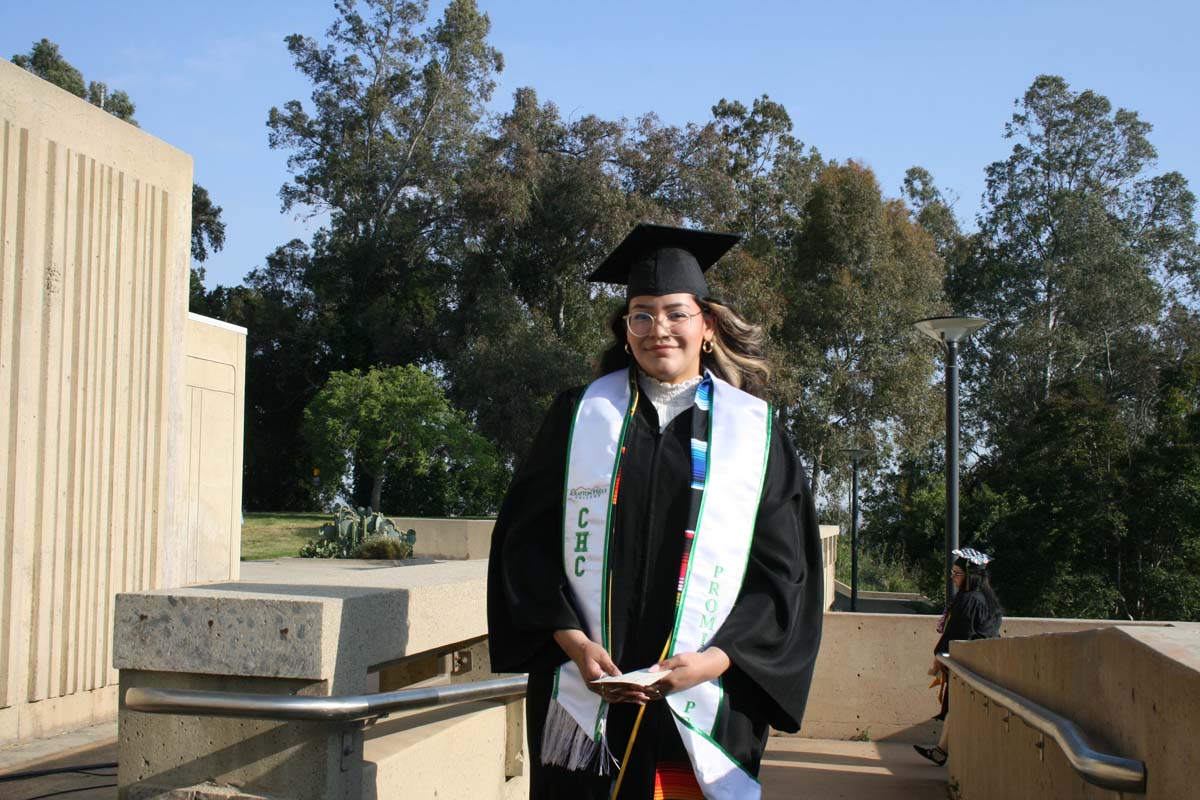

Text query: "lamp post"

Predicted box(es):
[840, 448, 870, 612]
[914, 315, 988, 604]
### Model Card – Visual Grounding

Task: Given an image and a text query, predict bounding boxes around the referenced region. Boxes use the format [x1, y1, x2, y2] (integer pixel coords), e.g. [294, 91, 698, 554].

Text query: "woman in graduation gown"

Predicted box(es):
[914, 548, 1002, 766]
[488, 223, 824, 800]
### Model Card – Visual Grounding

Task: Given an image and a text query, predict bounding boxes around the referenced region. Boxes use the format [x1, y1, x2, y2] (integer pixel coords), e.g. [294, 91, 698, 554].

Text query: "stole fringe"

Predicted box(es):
[540, 699, 614, 775]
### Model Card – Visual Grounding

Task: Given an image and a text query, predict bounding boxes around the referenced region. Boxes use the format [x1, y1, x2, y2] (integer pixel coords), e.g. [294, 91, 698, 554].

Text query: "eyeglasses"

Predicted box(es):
[951, 569, 966, 578]
[623, 309, 703, 338]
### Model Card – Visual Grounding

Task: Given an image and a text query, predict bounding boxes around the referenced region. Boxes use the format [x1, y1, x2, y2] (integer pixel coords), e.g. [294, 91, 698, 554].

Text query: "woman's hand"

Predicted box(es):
[553, 629, 619, 683]
[645, 648, 731, 699]
[553, 629, 652, 705]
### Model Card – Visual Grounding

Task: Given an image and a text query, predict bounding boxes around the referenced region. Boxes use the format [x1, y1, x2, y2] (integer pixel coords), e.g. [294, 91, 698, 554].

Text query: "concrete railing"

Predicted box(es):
[114, 559, 525, 800]
[937, 653, 1145, 793]
[945, 623, 1198, 799]
[113, 556, 1196, 799]
[796, 611, 1176, 743]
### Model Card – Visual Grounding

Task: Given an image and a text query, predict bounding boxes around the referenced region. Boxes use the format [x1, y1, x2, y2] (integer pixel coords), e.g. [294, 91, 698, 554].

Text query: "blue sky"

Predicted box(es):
[4, 0, 1198, 289]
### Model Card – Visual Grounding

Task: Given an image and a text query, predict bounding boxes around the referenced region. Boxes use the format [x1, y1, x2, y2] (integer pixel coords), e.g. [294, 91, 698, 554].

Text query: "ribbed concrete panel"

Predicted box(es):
[0, 60, 192, 743]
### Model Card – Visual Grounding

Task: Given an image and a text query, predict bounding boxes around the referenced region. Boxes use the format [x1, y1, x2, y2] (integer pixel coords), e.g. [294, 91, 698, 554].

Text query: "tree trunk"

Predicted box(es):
[370, 473, 384, 514]
[810, 443, 824, 497]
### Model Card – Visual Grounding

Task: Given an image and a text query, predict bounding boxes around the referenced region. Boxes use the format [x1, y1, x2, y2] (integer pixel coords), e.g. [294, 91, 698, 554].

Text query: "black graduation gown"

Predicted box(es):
[934, 590, 1001, 717]
[487, 384, 825, 799]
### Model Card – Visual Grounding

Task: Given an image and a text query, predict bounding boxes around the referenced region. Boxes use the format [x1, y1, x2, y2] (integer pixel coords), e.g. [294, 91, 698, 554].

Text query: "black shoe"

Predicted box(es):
[913, 745, 947, 766]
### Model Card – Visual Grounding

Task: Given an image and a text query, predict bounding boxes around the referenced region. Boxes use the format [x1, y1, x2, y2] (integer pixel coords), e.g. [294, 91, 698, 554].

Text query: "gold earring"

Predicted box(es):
[624, 343, 632, 355]
[702, 340, 714, 354]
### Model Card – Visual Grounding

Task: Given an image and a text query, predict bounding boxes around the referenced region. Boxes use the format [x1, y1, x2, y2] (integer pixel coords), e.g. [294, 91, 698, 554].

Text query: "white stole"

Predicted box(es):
[547, 369, 770, 799]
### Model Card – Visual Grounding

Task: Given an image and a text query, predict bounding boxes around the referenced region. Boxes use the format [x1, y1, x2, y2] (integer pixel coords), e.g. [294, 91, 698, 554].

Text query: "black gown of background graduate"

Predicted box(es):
[933, 588, 1002, 719]
[488, 380, 825, 799]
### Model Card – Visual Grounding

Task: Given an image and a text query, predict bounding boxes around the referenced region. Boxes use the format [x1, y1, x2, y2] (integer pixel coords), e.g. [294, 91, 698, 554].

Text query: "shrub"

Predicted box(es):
[353, 535, 413, 560]
[299, 505, 416, 559]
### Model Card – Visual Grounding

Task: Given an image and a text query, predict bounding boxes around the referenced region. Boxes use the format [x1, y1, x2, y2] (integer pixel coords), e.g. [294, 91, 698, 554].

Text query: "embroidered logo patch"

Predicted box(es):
[568, 484, 608, 501]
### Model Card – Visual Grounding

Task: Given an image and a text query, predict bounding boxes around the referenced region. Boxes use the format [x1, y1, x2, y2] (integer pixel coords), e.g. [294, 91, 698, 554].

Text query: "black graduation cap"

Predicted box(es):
[588, 223, 741, 298]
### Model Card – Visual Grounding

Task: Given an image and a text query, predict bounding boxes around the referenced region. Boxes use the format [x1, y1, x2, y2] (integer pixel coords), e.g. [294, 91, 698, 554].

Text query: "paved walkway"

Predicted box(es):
[0, 733, 117, 800]
[761, 738, 948, 799]
[0, 734, 947, 799]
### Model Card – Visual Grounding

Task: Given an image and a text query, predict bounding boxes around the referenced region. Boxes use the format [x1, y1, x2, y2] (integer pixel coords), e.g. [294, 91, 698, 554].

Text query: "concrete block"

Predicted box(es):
[118, 670, 349, 800]
[364, 700, 520, 800]
[116, 561, 494, 798]
[114, 560, 488, 693]
[114, 593, 332, 681]
[1, 57, 194, 748]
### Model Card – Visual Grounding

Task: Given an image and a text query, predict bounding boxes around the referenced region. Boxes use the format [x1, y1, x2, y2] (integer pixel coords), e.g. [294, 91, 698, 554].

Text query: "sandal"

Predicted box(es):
[913, 745, 947, 766]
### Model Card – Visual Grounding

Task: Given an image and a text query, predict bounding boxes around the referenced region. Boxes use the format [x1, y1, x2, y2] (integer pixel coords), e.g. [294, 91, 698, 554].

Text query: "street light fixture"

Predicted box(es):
[839, 448, 870, 612]
[914, 315, 988, 604]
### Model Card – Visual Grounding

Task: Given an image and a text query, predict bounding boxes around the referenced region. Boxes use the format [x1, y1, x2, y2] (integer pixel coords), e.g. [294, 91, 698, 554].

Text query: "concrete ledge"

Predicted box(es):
[949, 623, 1199, 799]
[114, 560, 488, 694]
[116, 560, 495, 800]
[393, 517, 494, 560]
[796, 612, 1176, 743]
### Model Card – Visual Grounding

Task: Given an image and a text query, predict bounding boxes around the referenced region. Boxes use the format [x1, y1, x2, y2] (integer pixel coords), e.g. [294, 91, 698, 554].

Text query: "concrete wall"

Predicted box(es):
[402, 520, 838, 611]
[178, 313, 245, 586]
[818, 525, 837, 610]
[396, 516, 493, 561]
[796, 612, 1174, 743]
[947, 624, 1199, 800]
[0, 60, 201, 745]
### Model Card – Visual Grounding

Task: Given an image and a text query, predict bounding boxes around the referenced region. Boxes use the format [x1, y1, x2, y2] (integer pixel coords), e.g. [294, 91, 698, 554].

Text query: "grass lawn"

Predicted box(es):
[241, 511, 327, 561]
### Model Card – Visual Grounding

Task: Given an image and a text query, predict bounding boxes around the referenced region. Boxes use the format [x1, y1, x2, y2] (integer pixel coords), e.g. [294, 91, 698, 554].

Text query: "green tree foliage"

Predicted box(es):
[865, 77, 1200, 620]
[447, 89, 665, 461]
[779, 162, 947, 495]
[1123, 351, 1200, 620]
[212, 241, 340, 510]
[862, 448, 948, 601]
[902, 166, 966, 261]
[265, 0, 503, 370]
[12, 39, 138, 122]
[975, 380, 1131, 618]
[189, 185, 228, 309]
[13, 38, 86, 96]
[956, 75, 1199, 433]
[303, 364, 504, 514]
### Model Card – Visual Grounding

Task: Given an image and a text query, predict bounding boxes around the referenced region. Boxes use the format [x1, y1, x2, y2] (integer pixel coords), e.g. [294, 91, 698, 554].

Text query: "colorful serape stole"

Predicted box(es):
[653, 761, 706, 800]
[676, 375, 712, 605]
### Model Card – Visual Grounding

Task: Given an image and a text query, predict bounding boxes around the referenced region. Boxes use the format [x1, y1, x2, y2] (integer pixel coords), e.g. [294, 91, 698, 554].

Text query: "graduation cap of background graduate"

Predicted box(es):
[952, 547, 993, 567]
[587, 223, 742, 299]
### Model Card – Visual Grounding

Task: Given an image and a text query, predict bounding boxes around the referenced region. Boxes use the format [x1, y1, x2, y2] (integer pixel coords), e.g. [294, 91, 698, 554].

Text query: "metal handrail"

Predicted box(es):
[937, 654, 1146, 793]
[124, 674, 528, 724]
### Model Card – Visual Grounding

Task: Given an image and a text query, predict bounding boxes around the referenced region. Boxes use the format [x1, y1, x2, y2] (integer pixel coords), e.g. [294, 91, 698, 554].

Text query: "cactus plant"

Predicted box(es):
[299, 505, 416, 559]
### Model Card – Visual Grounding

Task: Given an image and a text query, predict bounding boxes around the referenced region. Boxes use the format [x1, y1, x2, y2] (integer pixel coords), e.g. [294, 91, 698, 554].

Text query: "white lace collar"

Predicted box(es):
[638, 372, 703, 431]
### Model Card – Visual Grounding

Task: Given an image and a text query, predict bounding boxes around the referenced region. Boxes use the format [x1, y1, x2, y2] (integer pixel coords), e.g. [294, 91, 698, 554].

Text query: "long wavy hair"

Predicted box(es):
[595, 297, 772, 399]
[955, 556, 1003, 618]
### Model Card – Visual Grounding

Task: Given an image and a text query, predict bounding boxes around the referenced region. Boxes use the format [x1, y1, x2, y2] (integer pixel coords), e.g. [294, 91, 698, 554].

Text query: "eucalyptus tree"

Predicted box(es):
[779, 162, 947, 497]
[266, 0, 504, 370]
[446, 89, 666, 462]
[895, 76, 1200, 619]
[955, 75, 1200, 435]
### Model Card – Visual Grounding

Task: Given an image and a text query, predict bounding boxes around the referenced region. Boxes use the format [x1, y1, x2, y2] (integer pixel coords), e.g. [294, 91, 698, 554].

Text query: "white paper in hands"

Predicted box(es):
[589, 667, 672, 688]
